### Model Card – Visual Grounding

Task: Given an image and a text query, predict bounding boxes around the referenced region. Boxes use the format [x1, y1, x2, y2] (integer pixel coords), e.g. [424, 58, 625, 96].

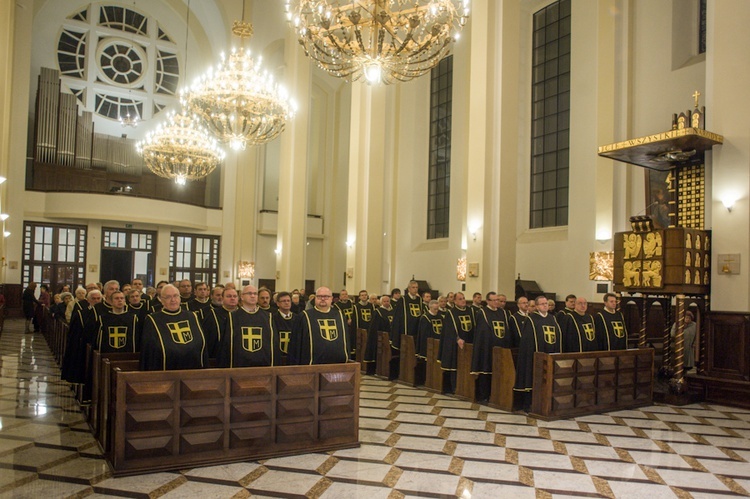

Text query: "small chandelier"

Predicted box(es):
[185, 20, 297, 151]
[136, 111, 225, 185]
[285, 0, 470, 84]
[119, 110, 140, 128]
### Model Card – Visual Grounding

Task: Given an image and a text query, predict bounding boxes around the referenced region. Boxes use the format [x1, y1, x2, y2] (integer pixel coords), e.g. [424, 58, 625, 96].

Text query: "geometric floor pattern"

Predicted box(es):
[0, 318, 749, 498]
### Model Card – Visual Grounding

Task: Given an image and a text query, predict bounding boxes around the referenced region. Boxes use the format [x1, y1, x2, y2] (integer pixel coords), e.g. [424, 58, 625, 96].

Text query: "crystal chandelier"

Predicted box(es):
[285, 0, 470, 84]
[119, 110, 139, 128]
[185, 20, 297, 151]
[136, 111, 225, 185]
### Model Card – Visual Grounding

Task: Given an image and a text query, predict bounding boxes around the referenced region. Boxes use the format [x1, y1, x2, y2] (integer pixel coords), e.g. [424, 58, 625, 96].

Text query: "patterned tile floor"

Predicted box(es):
[0, 318, 749, 498]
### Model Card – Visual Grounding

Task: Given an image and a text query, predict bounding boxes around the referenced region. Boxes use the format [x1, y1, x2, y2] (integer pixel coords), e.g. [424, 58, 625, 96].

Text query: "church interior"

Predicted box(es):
[1, 0, 750, 496]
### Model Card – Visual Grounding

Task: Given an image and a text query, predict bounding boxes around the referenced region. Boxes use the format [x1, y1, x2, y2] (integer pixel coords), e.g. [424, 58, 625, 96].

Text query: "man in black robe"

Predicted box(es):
[439, 292, 475, 393]
[140, 284, 208, 371]
[95, 280, 121, 317]
[258, 287, 275, 314]
[95, 291, 139, 353]
[289, 286, 349, 365]
[178, 279, 194, 305]
[187, 282, 212, 314]
[561, 297, 600, 352]
[595, 293, 628, 350]
[201, 287, 239, 358]
[333, 289, 355, 326]
[417, 300, 442, 359]
[272, 291, 297, 365]
[514, 296, 562, 412]
[352, 290, 374, 356]
[217, 285, 280, 368]
[61, 289, 101, 385]
[366, 295, 394, 374]
[471, 292, 514, 401]
[508, 296, 530, 347]
[389, 281, 424, 379]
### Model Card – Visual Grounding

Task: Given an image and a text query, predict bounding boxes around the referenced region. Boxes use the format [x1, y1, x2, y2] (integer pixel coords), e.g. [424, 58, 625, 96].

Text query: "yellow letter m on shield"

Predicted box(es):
[168, 321, 193, 344]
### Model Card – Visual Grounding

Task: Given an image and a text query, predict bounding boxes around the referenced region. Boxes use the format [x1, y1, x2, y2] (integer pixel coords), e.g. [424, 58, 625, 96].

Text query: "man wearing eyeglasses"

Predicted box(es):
[290, 286, 349, 365]
[139, 284, 208, 371]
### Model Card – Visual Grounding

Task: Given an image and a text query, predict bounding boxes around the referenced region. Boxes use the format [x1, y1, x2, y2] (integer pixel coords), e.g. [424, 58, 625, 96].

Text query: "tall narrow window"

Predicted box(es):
[530, 0, 571, 229]
[427, 55, 453, 240]
[169, 233, 220, 287]
[698, 0, 707, 54]
[23, 222, 87, 290]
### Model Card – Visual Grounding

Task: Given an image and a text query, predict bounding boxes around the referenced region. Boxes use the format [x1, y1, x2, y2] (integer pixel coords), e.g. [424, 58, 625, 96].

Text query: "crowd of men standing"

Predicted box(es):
[49, 277, 628, 412]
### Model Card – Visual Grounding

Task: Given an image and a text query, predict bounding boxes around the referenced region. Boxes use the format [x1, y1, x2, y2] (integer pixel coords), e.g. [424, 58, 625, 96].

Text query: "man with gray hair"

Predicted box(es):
[140, 284, 208, 371]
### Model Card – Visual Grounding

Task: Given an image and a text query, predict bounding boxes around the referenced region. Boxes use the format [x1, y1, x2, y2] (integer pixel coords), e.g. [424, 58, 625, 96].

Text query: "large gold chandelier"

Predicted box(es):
[136, 111, 225, 185]
[285, 0, 470, 84]
[184, 21, 297, 151]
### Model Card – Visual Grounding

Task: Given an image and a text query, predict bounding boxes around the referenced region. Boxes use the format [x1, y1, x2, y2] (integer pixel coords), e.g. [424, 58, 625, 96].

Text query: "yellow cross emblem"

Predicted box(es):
[459, 315, 473, 332]
[613, 321, 625, 338]
[318, 319, 338, 341]
[343, 308, 353, 320]
[168, 321, 193, 344]
[583, 323, 596, 342]
[543, 325, 556, 344]
[279, 331, 290, 354]
[388, 315, 394, 324]
[361, 308, 371, 322]
[431, 319, 442, 335]
[241, 327, 263, 352]
[108, 326, 128, 349]
[492, 321, 505, 339]
[409, 303, 422, 317]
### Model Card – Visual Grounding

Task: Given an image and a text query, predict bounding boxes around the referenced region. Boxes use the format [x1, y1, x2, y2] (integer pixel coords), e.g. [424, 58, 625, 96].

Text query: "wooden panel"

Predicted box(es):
[531, 349, 654, 420]
[455, 344, 475, 401]
[688, 312, 750, 408]
[109, 363, 359, 476]
[376, 332, 392, 378]
[425, 338, 443, 392]
[489, 347, 517, 412]
[355, 328, 367, 373]
[398, 335, 416, 386]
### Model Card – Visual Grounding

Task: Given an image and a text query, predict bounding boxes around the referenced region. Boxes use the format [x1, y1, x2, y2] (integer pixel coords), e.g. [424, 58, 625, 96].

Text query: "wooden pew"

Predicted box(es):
[355, 328, 367, 373]
[489, 347, 517, 412]
[455, 343, 475, 401]
[90, 351, 139, 437]
[375, 331, 392, 378]
[100, 358, 140, 454]
[531, 348, 654, 420]
[425, 338, 443, 392]
[107, 362, 360, 476]
[398, 335, 417, 385]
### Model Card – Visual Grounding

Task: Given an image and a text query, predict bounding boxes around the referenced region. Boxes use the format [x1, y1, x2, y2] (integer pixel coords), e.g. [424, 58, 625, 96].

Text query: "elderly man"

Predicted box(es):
[365, 294, 394, 374]
[289, 286, 349, 365]
[139, 284, 208, 371]
[95, 280, 121, 315]
[595, 293, 628, 350]
[61, 289, 102, 386]
[217, 285, 279, 368]
[352, 290, 374, 356]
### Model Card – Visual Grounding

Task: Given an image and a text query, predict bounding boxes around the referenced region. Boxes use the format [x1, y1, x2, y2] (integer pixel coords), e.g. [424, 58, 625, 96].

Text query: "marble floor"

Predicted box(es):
[0, 319, 749, 498]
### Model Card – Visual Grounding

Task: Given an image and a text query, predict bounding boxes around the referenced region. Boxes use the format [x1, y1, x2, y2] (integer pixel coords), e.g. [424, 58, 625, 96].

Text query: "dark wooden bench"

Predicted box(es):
[455, 344, 475, 401]
[375, 331, 392, 378]
[425, 338, 443, 392]
[398, 335, 417, 385]
[531, 348, 654, 420]
[105, 362, 360, 476]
